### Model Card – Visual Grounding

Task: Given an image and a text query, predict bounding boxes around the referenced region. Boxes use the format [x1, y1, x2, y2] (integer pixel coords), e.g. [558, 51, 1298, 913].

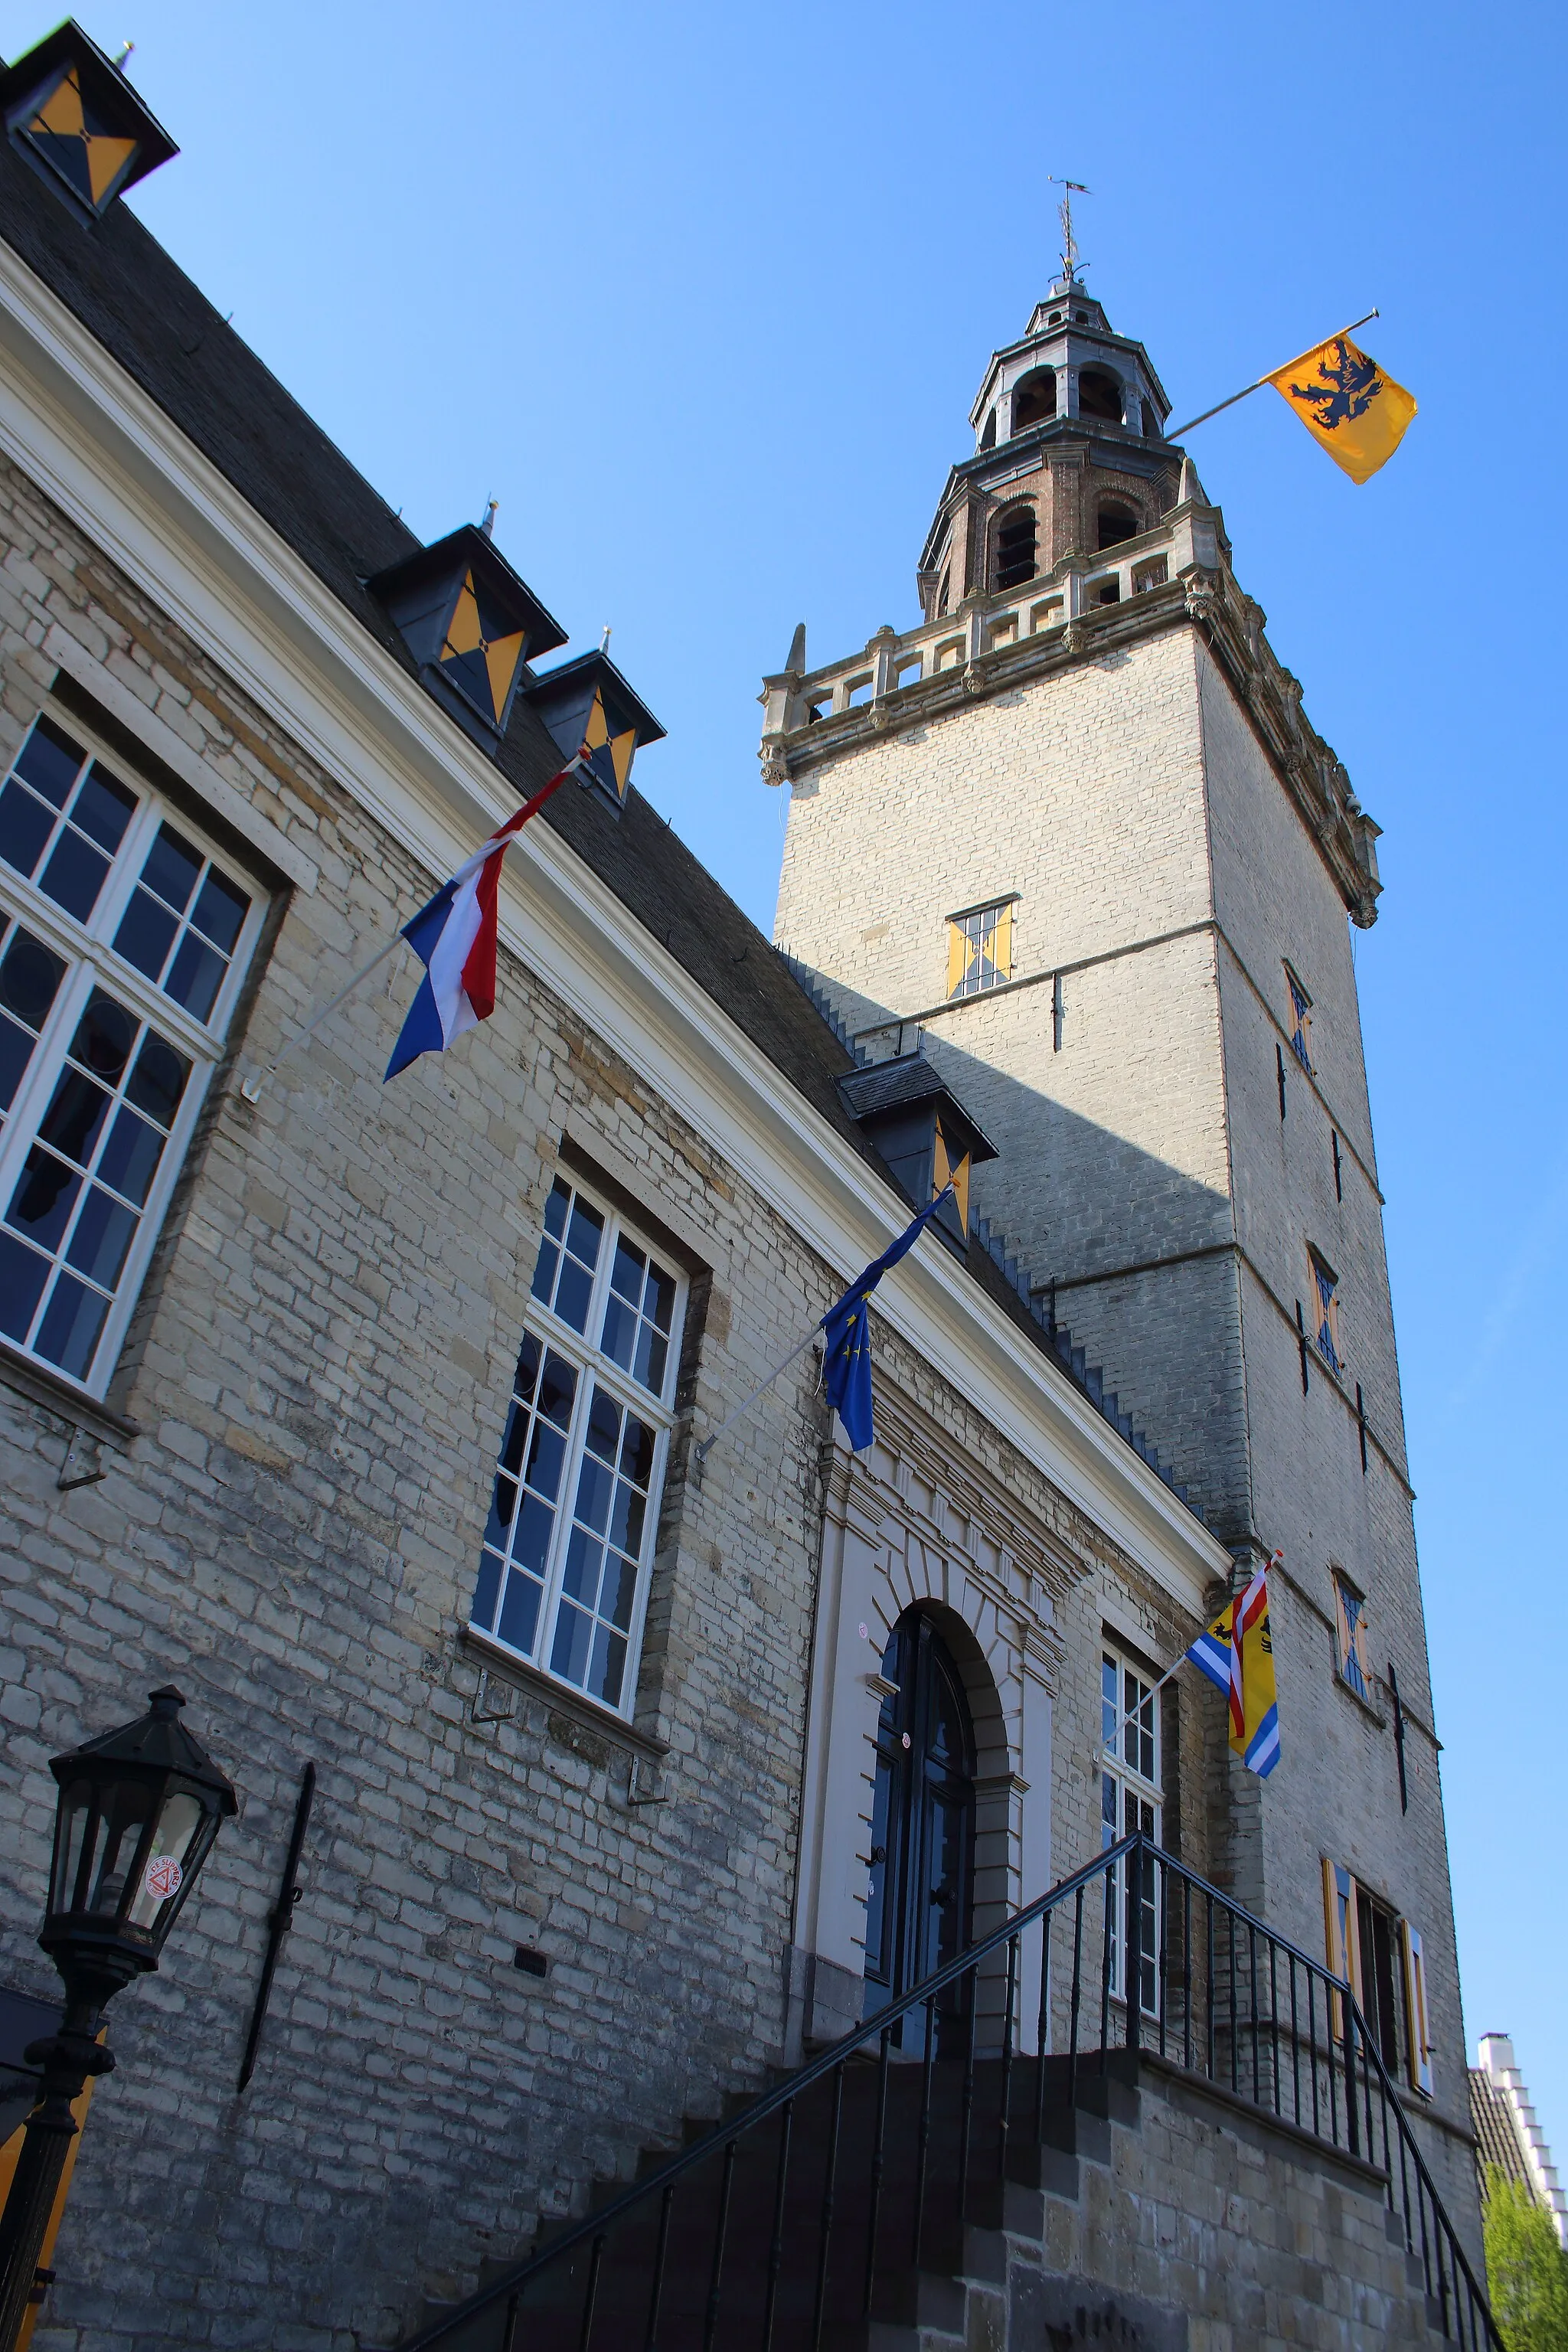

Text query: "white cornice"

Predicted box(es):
[0, 235, 1229, 1617]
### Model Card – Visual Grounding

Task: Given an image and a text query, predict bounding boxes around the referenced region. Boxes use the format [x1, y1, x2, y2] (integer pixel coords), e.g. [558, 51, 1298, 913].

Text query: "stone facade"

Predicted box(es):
[0, 55, 1484, 2352]
[0, 106, 1253, 2346]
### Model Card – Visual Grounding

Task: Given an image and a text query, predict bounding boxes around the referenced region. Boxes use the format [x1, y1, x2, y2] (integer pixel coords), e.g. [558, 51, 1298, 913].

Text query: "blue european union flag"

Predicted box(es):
[819, 1189, 952, 1452]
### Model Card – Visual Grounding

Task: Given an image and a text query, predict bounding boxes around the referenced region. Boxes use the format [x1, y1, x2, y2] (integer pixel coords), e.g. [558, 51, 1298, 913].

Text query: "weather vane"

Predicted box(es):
[1050, 177, 1091, 283]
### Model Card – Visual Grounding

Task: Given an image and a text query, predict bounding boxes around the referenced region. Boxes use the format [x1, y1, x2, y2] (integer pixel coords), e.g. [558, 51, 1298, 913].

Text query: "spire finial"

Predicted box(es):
[1050, 177, 1091, 283]
[113, 39, 135, 72]
[599, 624, 612, 654]
[479, 498, 498, 538]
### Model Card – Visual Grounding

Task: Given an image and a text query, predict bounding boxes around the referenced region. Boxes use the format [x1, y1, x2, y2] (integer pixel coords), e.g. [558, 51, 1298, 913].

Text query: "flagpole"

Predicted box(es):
[693, 1184, 958, 1468]
[1130, 1550, 1283, 1710]
[239, 754, 585, 1102]
[1166, 311, 1380, 440]
[692, 1329, 821, 1468]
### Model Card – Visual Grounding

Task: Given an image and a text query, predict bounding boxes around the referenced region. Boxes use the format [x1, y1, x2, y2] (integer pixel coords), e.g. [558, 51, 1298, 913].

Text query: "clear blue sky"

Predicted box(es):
[45, 0, 1567, 2151]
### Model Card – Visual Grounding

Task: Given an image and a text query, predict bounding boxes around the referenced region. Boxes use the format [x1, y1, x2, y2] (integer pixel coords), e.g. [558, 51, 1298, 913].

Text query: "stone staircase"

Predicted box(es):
[396, 2044, 1460, 2350]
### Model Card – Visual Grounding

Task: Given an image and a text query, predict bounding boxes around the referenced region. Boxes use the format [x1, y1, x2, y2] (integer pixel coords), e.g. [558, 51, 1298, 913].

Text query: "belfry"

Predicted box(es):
[767, 259, 1459, 2090]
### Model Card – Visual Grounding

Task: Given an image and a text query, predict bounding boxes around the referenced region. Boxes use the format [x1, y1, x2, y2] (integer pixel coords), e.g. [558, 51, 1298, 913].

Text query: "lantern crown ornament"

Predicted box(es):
[43, 1684, 238, 2001]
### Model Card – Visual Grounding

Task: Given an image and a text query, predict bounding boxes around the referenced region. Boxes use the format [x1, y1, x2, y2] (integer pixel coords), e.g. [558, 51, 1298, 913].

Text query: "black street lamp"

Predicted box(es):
[0, 1687, 237, 2349]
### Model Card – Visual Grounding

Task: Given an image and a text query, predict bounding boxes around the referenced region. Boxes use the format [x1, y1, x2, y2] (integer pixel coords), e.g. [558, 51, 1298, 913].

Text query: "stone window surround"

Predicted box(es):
[790, 1384, 1082, 2053]
[0, 699, 268, 1400]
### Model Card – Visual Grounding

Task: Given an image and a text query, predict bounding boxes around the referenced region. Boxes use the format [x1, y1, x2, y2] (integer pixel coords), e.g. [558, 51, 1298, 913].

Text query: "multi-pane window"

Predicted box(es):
[946, 899, 1014, 1000]
[1310, 1249, 1342, 1374]
[1285, 965, 1313, 1072]
[1332, 1571, 1371, 1701]
[1101, 1644, 1163, 2011]
[470, 1174, 684, 1717]
[0, 712, 260, 1389]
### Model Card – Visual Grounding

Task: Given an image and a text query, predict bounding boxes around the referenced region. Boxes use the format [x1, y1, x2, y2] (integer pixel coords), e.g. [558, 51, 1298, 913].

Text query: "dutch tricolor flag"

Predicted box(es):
[384, 757, 581, 1082]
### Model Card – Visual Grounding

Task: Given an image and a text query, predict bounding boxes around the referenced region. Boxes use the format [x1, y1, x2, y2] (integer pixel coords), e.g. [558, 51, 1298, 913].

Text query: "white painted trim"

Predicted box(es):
[0, 234, 1230, 1616]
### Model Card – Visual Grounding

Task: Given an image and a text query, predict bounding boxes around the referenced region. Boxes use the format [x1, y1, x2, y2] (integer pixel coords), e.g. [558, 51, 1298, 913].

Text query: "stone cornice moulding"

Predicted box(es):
[0, 236, 1227, 1618]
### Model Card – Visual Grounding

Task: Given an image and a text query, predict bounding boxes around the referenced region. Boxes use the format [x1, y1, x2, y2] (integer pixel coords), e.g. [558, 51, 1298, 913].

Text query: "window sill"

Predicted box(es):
[1332, 1669, 1386, 1732]
[0, 1341, 140, 1446]
[459, 1627, 671, 1765]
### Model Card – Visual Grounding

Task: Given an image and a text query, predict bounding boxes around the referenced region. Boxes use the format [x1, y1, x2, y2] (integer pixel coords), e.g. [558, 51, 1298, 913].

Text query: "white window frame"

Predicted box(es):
[1101, 1639, 1165, 2011]
[469, 1172, 687, 1722]
[0, 704, 266, 1396]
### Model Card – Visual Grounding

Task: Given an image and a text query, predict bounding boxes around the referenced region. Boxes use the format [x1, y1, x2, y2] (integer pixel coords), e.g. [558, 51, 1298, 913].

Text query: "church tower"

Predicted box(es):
[766, 271, 1469, 2164]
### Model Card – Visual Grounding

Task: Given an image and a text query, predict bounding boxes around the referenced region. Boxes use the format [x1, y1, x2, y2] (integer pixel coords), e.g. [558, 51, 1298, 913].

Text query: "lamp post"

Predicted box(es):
[0, 1687, 237, 2350]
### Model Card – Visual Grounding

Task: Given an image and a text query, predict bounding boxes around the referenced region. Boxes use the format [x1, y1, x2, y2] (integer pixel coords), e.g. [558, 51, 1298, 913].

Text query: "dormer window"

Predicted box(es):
[1098, 503, 1139, 551]
[368, 526, 564, 751]
[1, 25, 178, 225]
[1077, 368, 1123, 423]
[993, 504, 1037, 591]
[1011, 368, 1057, 430]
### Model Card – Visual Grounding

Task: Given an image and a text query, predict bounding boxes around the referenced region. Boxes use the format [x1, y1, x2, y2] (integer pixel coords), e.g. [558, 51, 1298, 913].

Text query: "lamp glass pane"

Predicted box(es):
[125, 1789, 204, 1930]
[83, 1779, 153, 1918]
[51, 1777, 96, 1913]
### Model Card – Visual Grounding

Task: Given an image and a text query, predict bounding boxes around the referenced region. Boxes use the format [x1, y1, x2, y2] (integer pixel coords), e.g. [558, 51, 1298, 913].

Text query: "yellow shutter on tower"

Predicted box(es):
[1401, 1921, 1435, 2096]
[994, 901, 1014, 981]
[1322, 1857, 1360, 2035]
[946, 922, 965, 999]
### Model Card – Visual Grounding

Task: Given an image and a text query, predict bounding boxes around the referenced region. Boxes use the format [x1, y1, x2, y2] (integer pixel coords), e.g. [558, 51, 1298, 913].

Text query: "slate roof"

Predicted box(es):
[0, 132, 871, 1152]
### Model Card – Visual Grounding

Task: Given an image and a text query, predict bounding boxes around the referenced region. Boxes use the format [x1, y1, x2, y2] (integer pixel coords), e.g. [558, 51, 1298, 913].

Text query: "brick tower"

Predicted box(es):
[766, 272, 1474, 2188]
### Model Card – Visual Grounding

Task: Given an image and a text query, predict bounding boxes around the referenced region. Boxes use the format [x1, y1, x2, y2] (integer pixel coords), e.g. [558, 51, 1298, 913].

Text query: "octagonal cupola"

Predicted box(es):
[916, 279, 1184, 618]
[969, 278, 1170, 449]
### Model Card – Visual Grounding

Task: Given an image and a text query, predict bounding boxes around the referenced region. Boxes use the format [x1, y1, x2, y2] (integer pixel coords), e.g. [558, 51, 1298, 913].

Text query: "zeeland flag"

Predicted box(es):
[1266, 335, 1416, 484]
[1186, 1559, 1280, 1778]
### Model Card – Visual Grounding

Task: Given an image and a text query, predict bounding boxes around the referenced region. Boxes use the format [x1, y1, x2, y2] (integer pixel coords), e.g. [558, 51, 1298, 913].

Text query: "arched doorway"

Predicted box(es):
[864, 1609, 976, 2037]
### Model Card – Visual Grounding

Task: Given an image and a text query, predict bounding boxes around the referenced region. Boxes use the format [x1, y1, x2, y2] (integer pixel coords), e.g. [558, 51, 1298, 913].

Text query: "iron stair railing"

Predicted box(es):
[392, 1835, 1500, 2352]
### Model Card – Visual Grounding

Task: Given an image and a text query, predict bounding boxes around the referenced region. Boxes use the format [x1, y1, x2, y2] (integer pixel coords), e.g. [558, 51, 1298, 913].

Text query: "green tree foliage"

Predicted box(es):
[1484, 2164, 1568, 2351]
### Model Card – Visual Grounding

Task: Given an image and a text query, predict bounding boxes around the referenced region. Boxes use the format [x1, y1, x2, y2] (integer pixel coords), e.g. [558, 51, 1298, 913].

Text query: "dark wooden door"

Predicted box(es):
[864, 1611, 976, 2043]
